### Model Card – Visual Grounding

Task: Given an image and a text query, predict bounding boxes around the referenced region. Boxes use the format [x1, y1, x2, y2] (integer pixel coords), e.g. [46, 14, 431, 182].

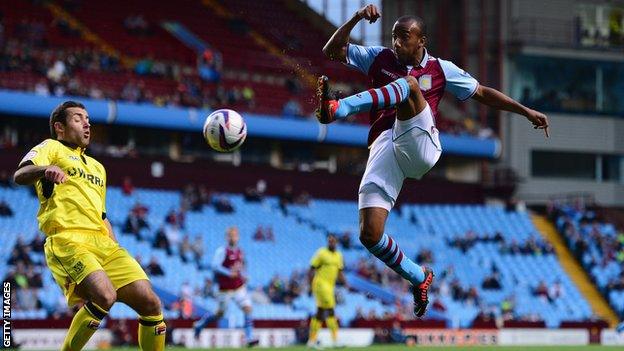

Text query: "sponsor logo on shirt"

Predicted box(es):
[381, 69, 401, 80]
[66, 167, 105, 187]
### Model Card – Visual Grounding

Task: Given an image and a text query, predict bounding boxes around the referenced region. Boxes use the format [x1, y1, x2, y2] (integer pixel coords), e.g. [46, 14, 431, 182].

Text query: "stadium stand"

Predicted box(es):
[2, 183, 593, 328]
[0, 0, 479, 132]
[550, 203, 624, 319]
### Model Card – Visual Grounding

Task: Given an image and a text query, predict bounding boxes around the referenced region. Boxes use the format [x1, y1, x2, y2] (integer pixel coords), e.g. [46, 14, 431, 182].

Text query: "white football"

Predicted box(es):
[203, 109, 247, 152]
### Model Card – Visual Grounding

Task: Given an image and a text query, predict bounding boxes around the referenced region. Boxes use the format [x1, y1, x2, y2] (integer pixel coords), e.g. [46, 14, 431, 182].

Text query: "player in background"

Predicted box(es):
[13, 101, 165, 350]
[307, 234, 346, 349]
[193, 226, 259, 347]
[317, 4, 549, 317]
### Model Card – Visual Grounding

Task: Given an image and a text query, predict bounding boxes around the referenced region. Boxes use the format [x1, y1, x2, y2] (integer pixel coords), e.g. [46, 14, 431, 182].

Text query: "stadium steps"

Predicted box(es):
[43, 1, 136, 67]
[532, 214, 619, 327]
[199, 0, 317, 89]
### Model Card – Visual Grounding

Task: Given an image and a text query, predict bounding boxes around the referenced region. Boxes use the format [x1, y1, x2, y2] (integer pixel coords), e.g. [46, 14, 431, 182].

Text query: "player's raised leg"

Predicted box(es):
[62, 271, 116, 351]
[116, 280, 166, 351]
[316, 75, 413, 123]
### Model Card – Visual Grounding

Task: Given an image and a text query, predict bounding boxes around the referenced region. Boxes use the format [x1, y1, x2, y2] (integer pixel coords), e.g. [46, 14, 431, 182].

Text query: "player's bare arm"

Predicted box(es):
[14, 164, 67, 185]
[322, 4, 380, 62]
[103, 218, 117, 243]
[308, 267, 316, 294]
[472, 85, 550, 137]
[338, 270, 348, 288]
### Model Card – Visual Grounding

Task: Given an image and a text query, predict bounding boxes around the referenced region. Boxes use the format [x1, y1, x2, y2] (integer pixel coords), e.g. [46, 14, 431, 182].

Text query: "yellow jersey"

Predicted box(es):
[18, 139, 108, 236]
[310, 247, 343, 287]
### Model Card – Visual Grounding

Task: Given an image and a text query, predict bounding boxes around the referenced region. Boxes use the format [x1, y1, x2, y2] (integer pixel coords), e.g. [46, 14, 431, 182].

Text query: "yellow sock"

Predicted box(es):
[138, 314, 166, 351]
[62, 302, 108, 351]
[326, 316, 339, 342]
[308, 317, 322, 343]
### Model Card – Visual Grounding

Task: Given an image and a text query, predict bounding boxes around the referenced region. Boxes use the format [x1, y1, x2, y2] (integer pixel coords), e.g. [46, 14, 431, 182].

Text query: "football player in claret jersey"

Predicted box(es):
[193, 226, 259, 347]
[13, 101, 165, 351]
[317, 4, 549, 318]
[307, 234, 346, 349]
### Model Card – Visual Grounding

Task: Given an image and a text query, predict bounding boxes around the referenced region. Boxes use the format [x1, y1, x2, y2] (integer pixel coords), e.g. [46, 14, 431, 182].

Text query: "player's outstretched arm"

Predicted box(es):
[14, 164, 67, 185]
[322, 4, 380, 62]
[338, 270, 349, 289]
[472, 85, 550, 138]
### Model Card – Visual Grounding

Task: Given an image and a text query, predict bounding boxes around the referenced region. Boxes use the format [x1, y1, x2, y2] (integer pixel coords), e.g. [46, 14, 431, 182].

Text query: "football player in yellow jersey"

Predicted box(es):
[307, 234, 347, 349]
[13, 101, 166, 351]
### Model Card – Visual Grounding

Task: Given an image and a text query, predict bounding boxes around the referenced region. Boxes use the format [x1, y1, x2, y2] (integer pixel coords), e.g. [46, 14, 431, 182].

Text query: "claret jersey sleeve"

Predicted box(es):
[346, 43, 386, 74]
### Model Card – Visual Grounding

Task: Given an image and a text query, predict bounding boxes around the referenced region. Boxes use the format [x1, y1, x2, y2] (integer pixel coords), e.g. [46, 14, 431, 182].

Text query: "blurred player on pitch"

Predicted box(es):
[13, 101, 165, 350]
[307, 234, 347, 349]
[194, 226, 259, 347]
[317, 4, 550, 318]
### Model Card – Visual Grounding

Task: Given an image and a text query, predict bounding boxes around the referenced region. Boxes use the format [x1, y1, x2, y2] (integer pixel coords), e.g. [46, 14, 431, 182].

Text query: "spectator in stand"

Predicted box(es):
[282, 98, 303, 118]
[153, 225, 172, 256]
[197, 48, 222, 83]
[294, 191, 311, 206]
[0, 199, 13, 217]
[339, 231, 352, 249]
[481, 271, 502, 290]
[122, 176, 134, 196]
[416, 249, 434, 265]
[123, 206, 149, 239]
[501, 295, 516, 320]
[179, 234, 193, 263]
[171, 282, 194, 319]
[165, 207, 186, 229]
[191, 235, 204, 268]
[242, 86, 255, 108]
[198, 185, 212, 208]
[244, 179, 266, 202]
[145, 256, 165, 276]
[267, 274, 285, 303]
[244, 186, 262, 202]
[164, 223, 181, 250]
[549, 280, 564, 301]
[123, 15, 152, 36]
[253, 225, 265, 241]
[533, 280, 550, 302]
[7, 237, 31, 266]
[29, 235, 44, 253]
[214, 196, 234, 213]
[182, 184, 201, 212]
[253, 225, 275, 242]
[278, 185, 294, 215]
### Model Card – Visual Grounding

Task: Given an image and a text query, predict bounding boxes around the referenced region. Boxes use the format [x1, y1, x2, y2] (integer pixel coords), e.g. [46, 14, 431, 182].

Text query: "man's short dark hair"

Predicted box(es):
[49, 101, 85, 139]
[397, 15, 427, 36]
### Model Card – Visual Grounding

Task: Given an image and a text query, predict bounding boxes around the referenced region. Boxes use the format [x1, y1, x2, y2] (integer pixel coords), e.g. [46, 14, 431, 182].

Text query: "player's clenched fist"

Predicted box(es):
[45, 165, 67, 184]
[356, 4, 380, 23]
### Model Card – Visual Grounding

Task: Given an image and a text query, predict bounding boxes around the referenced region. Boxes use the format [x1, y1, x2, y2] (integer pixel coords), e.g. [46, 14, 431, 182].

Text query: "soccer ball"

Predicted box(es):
[203, 109, 247, 152]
